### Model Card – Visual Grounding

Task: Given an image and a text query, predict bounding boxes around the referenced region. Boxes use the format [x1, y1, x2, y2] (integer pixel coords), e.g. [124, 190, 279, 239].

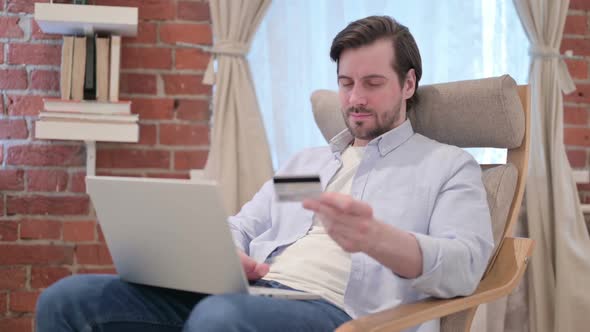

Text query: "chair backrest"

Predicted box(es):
[310, 75, 530, 332]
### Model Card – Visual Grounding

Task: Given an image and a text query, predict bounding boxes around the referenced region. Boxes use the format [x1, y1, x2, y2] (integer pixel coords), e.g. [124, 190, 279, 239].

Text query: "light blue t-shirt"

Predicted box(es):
[228, 120, 493, 332]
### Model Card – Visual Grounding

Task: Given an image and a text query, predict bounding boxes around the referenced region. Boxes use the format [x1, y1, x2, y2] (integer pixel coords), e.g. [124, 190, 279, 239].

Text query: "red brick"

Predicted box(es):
[6, 95, 44, 116]
[121, 47, 172, 69]
[561, 38, 590, 57]
[0, 169, 24, 191]
[70, 172, 86, 193]
[0, 221, 18, 241]
[138, 124, 157, 145]
[31, 20, 61, 40]
[0, 146, 3, 164]
[20, 219, 62, 240]
[9, 291, 40, 313]
[27, 169, 68, 192]
[8, 44, 61, 66]
[0, 267, 26, 289]
[160, 124, 209, 146]
[565, 127, 590, 146]
[177, 1, 210, 21]
[31, 266, 71, 289]
[77, 268, 117, 274]
[75, 244, 113, 265]
[123, 22, 157, 44]
[119, 73, 157, 95]
[176, 99, 209, 121]
[565, 15, 588, 35]
[564, 106, 588, 124]
[97, 149, 170, 169]
[570, 0, 590, 10]
[0, 244, 73, 265]
[97, 224, 106, 243]
[567, 149, 587, 168]
[175, 48, 210, 70]
[63, 221, 95, 242]
[0, 43, 3, 64]
[7, 0, 42, 14]
[0, 69, 27, 89]
[0, 317, 32, 332]
[0, 17, 24, 38]
[0, 195, 3, 217]
[131, 98, 174, 120]
[139, 0, 176, 20]
[31, 70, 60, 91]
[7, 195, 89, 215]
[7, 144, 85, 167]
[160, 23, 212, 45]
[174, 150, 208, 170]
[565, 59, 589, 80]
[564, 83, 590, 104]
[163, 74, 211, 95]
[0, 119, 28, 139]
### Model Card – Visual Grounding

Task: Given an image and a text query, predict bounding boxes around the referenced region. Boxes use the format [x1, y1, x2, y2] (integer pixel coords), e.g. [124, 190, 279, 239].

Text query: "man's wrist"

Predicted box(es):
[362, 219, 386, 256]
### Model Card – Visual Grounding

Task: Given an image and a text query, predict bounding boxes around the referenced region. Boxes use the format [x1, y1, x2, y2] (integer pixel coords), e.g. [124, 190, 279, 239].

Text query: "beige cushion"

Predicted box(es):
[310, 75, 524, 149]
[482, 164, 518, 252]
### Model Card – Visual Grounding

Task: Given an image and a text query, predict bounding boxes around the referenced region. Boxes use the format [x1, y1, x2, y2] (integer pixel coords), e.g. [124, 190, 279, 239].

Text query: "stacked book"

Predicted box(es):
[59, 34, 121, 102]
[36, 35, 139, 143]
[36, 98, 138, 142]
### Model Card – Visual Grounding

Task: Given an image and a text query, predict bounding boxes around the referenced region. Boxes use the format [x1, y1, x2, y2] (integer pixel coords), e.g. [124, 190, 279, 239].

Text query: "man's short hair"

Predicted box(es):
[330, 16, 423, 111]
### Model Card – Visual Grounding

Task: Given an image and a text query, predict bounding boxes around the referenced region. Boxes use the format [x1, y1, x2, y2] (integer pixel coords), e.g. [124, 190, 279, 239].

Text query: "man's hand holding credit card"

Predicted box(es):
[273, 175, 322, 202]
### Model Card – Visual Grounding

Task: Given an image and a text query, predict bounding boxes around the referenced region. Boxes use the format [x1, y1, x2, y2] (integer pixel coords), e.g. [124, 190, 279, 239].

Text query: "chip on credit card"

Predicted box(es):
[273, 175, 322, 202]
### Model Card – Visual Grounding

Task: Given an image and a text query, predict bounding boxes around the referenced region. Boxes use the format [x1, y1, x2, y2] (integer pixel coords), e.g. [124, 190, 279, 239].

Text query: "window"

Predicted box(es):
[249, 0, 529, 169]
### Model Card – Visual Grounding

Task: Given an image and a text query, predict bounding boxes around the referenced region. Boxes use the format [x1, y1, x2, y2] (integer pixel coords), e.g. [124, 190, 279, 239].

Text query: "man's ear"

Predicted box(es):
[403, 69, 416, 100]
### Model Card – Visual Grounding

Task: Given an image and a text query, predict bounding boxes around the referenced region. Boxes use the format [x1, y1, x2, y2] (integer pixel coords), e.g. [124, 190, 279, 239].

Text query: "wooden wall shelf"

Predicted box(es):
[34, 3, 138, 37]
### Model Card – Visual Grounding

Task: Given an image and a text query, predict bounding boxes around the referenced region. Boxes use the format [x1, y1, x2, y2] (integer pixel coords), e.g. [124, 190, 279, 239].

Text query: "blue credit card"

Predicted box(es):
[273, 175, 322, 202]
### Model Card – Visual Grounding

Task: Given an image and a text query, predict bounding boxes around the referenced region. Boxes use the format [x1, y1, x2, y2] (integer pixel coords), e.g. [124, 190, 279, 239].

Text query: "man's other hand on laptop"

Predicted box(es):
[238, 250, 270, 280]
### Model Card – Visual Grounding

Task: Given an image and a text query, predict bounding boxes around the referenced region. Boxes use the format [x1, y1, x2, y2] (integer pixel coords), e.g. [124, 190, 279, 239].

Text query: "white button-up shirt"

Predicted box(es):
[228, 120, 494, 332]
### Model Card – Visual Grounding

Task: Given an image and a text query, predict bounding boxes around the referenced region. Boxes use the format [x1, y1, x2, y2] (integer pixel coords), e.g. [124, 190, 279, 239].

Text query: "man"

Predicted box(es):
[36, 16, 493, 332]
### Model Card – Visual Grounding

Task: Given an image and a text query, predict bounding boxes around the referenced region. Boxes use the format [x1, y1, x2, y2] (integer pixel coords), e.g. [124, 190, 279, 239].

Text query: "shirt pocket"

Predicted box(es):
[367, 185, 430, 232]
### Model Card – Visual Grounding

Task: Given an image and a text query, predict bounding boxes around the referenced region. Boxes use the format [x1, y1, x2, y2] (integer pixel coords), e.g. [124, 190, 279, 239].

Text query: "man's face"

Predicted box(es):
[337, 38, 415, 146]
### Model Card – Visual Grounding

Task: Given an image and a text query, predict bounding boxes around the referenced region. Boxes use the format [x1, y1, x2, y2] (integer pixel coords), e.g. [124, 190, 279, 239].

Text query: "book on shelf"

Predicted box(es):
[60, 36, 74, 100]
[95, 36, 110, 102]
[39, 111, 138, 123]
[71, 36, 86, 101]
[36, 118, 139, 143]
[84, 35, 96, 100]
[43, 98, 131, 115]
[109, 35, 121, 102]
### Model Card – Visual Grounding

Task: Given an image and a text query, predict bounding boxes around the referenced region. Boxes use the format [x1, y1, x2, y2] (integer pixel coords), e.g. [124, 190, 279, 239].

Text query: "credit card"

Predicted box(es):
[273, 175, 322, 202]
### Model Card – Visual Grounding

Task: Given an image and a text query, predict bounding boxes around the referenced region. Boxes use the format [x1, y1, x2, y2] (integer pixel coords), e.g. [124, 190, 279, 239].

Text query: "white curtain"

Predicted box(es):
[249, 0, 529, 169]
[513, 1, 590, 331]
[203, 0, 274, 215]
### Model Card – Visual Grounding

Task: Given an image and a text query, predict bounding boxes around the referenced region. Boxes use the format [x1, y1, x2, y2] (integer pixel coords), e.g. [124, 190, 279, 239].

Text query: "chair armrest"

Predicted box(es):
[336, 237, 534, 332]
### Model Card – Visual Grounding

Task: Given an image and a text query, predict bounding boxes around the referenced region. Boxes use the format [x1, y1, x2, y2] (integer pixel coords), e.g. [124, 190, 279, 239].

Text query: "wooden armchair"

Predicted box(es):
[310, 75, 533, 332]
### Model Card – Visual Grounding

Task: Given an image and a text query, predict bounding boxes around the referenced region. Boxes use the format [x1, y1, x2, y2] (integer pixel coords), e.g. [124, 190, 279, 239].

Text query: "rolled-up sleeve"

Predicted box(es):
[410, 152, 494, 298]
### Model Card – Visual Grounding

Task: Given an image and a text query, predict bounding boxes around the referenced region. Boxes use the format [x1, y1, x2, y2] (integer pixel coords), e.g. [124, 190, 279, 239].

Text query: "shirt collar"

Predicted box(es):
[329, 119, 415, 156]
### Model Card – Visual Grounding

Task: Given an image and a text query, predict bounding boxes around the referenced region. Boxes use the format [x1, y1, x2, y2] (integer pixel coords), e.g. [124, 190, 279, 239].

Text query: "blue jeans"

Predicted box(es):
[36, 274, 352, 332]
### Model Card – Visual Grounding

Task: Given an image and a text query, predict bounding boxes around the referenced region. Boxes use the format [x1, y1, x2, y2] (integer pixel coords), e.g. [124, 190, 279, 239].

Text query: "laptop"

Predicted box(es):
[86, 175, 320, 300]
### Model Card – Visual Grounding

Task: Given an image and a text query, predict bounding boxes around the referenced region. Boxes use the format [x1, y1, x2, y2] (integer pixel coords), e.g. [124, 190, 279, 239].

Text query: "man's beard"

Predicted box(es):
[343, 102, 402, 141]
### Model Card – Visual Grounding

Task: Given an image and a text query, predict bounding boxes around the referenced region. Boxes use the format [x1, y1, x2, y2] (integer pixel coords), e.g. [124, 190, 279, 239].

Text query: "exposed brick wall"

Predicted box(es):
[564, 3, 590, 216]
[0, 1, 212, 330]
